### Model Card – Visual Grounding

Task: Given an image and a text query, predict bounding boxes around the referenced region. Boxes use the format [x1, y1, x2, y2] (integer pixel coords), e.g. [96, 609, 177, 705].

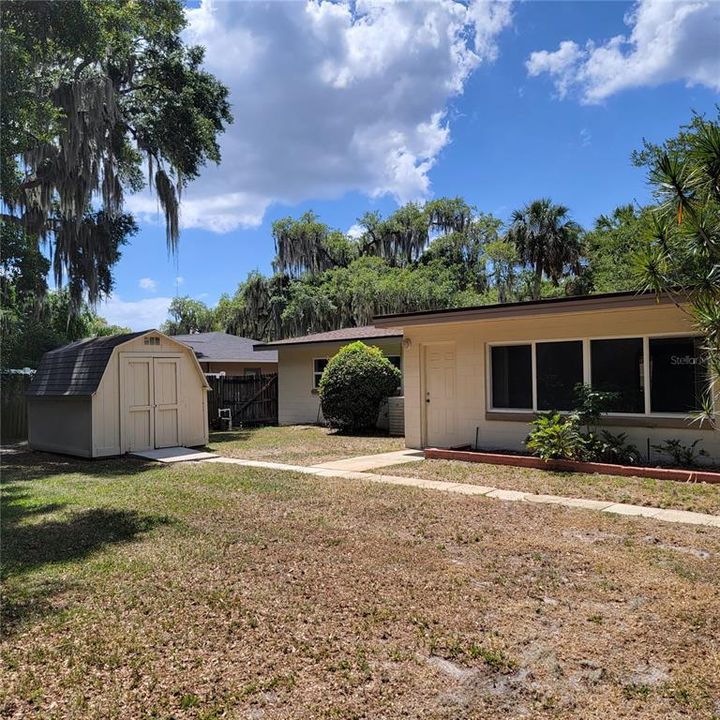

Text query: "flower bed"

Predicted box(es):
[424, 447, 720, 484]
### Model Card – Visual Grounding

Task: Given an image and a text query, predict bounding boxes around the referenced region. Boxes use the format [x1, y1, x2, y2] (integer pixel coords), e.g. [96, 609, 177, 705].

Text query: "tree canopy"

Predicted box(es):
[1, 0, 231, 307]
[201, 196, 590, 342]
[632, 110, 720, 416]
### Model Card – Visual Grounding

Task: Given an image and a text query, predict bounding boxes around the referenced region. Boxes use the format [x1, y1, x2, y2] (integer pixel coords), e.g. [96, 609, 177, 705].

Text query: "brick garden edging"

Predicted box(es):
[424, 448, 720, 484]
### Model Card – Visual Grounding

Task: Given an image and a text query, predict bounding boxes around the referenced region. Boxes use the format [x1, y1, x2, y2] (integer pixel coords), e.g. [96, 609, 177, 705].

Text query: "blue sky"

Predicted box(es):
[99, 0, 720, 329]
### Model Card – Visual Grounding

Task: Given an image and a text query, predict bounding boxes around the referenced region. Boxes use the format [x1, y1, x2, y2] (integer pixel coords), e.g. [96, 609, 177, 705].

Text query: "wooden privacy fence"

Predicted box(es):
[206, 374, 278, 428]
[1, 373, 33, 442]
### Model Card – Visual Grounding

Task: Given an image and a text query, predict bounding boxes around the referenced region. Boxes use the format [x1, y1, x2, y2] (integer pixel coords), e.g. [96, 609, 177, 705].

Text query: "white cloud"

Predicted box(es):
[176, 276, 184, 286]
[138, 277, 157, 292]
[526, 0, 720, 103]
[346, 223, 364, 239]
[579, 128, 591, 147]
[129, 0, 513, 233]
[98, 296, 173, 331]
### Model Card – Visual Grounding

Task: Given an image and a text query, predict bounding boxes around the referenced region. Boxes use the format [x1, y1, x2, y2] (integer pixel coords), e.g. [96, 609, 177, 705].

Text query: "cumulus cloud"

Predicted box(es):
[346, 223, 364, 239]
[138, 277, 158, 292]
[130, 0, 513, 233]
[98, 296, 174, 331]
[526, 0, 720, 103]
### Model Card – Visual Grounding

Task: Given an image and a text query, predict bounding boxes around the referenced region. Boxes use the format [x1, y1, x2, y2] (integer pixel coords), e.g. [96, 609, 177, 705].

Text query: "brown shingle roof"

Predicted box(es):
[254, 325, 402, 349]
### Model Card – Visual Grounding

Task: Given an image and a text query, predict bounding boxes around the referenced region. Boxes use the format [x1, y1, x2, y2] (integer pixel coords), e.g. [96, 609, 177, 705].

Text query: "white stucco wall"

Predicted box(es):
[399, 303, 720, 464]
[277, 339, 403, 425]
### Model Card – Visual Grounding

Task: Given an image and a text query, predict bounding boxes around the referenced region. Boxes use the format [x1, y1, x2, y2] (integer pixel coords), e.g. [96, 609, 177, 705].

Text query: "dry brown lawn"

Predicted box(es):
[207, 425, 405, 465]
[380, 458, 720, 516]
[2, 450, 720, 719]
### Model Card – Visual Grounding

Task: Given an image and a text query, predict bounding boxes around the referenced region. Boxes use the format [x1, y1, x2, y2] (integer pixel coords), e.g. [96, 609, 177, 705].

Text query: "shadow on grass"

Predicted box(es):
[1, 457, 174, 633]
[2, 507, 171, 578]
[1, 504, 172, 634]
[207, 430, 252, 445]
[1, 450, 158, 484]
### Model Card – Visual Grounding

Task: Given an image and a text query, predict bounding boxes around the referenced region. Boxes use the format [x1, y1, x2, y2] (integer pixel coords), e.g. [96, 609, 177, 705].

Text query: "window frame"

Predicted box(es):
[488, 341, 535, 411]
[387, 355, 402, 371]
[487, 331, 712, 418]
[312, 357, 329, 389]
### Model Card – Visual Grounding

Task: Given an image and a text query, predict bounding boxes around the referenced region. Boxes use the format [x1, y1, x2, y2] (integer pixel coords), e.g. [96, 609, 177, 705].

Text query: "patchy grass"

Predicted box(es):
[380, 458, 720, 515]
[2, 451, 720, 719]
[207, 425, 404, 465]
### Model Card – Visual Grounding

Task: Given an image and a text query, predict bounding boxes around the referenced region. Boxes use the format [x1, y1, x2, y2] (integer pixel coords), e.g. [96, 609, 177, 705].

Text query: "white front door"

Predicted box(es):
[423, 343, 457, 448]
[125, 357, 155, 452]
[153, 357, 180, 448]
[121, 355, 181, 451]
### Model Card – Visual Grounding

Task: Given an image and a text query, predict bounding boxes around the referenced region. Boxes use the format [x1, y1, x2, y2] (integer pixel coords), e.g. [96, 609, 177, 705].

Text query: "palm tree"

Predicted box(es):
[506, 199, 582, 300]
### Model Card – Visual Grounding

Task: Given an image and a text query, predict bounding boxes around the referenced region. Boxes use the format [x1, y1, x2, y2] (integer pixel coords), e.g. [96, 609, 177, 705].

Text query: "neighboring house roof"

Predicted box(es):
[171, 332, 278, 363]
[254, 325, 403, 349]
[27, 331, 148, 397]
[373, 290, 673, 327]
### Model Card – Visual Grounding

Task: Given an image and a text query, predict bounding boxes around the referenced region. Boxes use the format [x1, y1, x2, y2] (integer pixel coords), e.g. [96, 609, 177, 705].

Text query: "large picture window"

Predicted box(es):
[488, 335, 711, 417]
[650, 337, 707, 413]
[491, 345, 532, 409]
[591, 338, 644, 413]
[536, 341, 583, 411]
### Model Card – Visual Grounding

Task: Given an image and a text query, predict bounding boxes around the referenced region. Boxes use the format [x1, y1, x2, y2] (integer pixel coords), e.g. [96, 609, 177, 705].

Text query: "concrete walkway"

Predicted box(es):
[204, 455, 720, 529]
[311, 449, 424, 472]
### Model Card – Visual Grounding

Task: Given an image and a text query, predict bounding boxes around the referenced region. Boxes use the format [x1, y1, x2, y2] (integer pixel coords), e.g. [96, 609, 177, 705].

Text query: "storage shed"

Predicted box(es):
[27, 330, 210, 458]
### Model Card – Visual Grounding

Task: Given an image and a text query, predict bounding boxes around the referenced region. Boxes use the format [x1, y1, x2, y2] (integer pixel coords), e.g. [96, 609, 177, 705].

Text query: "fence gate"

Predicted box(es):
[206, 374, 278, 428]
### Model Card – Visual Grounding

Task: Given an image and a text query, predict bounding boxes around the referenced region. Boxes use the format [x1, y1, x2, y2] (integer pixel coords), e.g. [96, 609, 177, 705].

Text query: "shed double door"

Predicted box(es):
[122, 355, 181, 451]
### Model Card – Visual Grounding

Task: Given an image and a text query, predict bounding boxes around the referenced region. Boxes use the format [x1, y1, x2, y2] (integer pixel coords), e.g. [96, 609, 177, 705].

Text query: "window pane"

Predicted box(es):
[313, 359, 328, 388]
[536, 341, 583, 410]
[387, 355, 402, 370]
[491, 345, 532, 409]
[650, 337, 707, 413]
[591, 338, 644, 413]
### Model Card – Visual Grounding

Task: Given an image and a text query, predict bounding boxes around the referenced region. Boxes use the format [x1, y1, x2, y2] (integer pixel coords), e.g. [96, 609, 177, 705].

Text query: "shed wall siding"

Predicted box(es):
[28, 396, 93, 457]
[278, 339, 403, 425]
[402, 304, 720, 463]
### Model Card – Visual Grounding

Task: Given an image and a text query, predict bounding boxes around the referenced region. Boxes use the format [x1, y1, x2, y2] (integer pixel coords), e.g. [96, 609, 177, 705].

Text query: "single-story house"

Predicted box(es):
[27, 330, 209, 458]
[255, 325, 403, 426]
[171, 332, 278, 377]
[373, 290, 719, 464]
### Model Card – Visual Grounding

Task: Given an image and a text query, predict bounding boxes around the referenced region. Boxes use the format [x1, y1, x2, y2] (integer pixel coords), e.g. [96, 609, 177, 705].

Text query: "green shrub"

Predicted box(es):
[595, 431, 641, 465]
[525, 412, 588, 461]
[651, 438, 708, 467]
[526, 386, 643, 464]
[319, 342, 401, 432]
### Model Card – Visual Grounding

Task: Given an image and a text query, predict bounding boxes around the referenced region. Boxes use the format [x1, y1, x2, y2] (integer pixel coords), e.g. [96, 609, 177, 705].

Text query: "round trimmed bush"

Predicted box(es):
[319, 341, 401, 432]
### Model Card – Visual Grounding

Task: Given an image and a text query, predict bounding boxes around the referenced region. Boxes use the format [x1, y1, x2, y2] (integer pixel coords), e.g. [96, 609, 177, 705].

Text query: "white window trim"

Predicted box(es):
[312, 357, 328, 389]
[487, 332, 712, 419]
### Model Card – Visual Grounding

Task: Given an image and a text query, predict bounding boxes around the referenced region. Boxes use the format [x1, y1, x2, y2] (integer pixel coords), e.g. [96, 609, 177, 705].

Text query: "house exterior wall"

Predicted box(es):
[401, 303, 720, 464]
[199, 361, 278, 375]
[91, 334, 208, 457]
[277, 338, 403, 425]
[28, 396, 93, 457]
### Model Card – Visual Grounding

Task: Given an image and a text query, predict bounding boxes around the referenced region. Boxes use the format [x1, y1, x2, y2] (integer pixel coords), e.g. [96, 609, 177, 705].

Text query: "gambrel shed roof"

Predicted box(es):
[27, 331, 149, 397]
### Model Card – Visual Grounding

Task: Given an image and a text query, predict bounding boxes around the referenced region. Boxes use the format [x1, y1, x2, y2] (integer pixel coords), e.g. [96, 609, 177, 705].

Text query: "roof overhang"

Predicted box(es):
[193, 357, 278, 363]
[373, 291, 676, 328]
[254, 333, 403, 350]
